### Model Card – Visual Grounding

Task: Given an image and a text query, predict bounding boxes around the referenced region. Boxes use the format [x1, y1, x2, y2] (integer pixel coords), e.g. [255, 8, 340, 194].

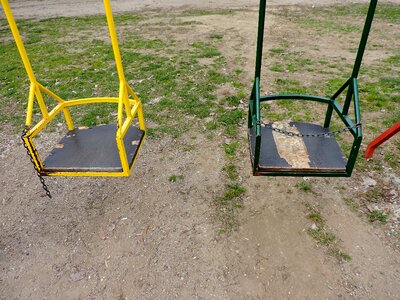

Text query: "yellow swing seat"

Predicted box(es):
[1, 0, 146, 177]
[43, 124, 145, 175]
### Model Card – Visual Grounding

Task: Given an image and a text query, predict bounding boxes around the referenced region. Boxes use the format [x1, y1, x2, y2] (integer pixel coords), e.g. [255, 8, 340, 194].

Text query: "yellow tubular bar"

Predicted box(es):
[117, 84, 124, 129]
[126, 85, 146, 131]
[47, 171, 130, 177]
[104, 0, 126, 83]
[37, 82, 75, 130]
[116, 135, 130, 173]
[22, 136, 43, 170]
[62, 108, 74, 131]
[122, 84, 133, 119]
[28, 104, 65, 138]
[1, 0, 36, 84]
[126, 84, 142, 102]
[138, 104, 146, 131]
[121, 102, 140, 135]
[25, 83, 36, 127]
[64, 97, 120, 106]
[34, 86, 49, 118]
[37, 83, 65, 103]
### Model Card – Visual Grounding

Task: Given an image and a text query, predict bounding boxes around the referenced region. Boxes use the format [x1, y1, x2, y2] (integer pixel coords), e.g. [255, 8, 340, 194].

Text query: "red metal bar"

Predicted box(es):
[364, 121, 400, 158]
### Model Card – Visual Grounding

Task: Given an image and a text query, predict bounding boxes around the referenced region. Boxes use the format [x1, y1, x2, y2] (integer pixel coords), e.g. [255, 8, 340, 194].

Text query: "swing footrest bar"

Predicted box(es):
[249, 122, 348, 176]
[42, 124, 144, 174]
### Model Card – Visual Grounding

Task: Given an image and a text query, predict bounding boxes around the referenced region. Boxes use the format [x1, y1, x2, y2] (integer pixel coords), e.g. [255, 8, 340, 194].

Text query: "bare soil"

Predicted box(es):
[1, 1, 400, 300]
[4, 0, 400, 19]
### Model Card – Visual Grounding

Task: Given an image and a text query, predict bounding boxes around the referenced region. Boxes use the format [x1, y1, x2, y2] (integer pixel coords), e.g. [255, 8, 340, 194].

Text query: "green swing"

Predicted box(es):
[248, 0, 378, 177]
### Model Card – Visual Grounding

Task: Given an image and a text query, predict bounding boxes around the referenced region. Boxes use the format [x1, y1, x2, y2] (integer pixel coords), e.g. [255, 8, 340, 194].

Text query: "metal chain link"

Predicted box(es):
[258, 121, 362, 138]
[21, 129, 52, 199]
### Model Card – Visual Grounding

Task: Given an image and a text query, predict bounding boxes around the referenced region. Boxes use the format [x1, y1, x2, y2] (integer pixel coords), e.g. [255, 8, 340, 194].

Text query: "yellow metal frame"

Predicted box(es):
[1, 0, 146, 177]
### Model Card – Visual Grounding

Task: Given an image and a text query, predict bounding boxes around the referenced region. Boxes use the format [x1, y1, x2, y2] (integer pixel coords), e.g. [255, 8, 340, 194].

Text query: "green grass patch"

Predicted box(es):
[343, 197, 360, 211]
[307, 211, 323, 224]
[222, 183, 246, 202]
[216, 182, 246, 233]
[269, 47, 287, 55]
[210, 33, 224, 40]
[305, 204, 351, 262]
[223, 142, 239, 160]
[191, 41, 221, 58]
[168, 175, 184, 183]
[330, 249, 352, 262]
[308, 227, 337, 246]
[297, 180, 312, 192]
[368, 210, 388, 224]
[223, 163, 239, 181]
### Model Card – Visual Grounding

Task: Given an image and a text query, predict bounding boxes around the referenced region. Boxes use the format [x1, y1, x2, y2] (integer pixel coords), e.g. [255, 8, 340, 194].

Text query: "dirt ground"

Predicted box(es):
[1, 1, 400, 300]
[5, 0, 400, 18]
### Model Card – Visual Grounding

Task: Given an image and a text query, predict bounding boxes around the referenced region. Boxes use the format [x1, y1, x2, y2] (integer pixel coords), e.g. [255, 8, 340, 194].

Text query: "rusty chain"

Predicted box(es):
[21, 129, 52, 199]
[257, 121, 362, 138]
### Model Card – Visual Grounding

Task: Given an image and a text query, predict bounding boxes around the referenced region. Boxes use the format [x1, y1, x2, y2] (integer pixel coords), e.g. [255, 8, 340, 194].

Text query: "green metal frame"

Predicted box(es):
[248, 0, 378, 177]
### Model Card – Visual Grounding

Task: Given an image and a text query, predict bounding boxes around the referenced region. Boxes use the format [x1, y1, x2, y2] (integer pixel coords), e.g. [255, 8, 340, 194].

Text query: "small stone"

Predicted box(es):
[108, 223, 116, 232]
[310, 223, 318, 230]
[362, 177, 377, 188]
[389, 190, 398, 199]
[393, 208, 400, 220]
[70, 268, 86, 282]
[148, 97, 162, 105]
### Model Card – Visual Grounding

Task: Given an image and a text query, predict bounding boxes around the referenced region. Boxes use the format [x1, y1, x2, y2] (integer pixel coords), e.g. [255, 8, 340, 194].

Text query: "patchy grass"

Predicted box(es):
[223, 163, 239, 181]
[222, 183, 246, 202]
[168, 175, 184, 183]
[343, 197, 360, 212]
[297, 180, 312, 192]
[330, 249, 352, 262]
[223, 142, 239, 160]
[308, 227, 337, 246]
[368, 210, 389, 224]
[364, 186, 386, 203]
[307, 210, 323, 224]
[0, 11, 243, 139]
[216, 183, 246, 233]
[305, 204, 352, 263]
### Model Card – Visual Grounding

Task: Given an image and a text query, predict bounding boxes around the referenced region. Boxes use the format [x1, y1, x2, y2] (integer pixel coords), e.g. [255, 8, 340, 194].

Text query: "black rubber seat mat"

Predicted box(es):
[43, 124, 144, 173]
[249, 122, 347, 173]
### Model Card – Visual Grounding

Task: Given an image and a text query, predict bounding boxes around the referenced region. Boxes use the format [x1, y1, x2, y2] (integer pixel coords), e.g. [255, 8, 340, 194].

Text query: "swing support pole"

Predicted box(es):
[0, 0, 75, 130]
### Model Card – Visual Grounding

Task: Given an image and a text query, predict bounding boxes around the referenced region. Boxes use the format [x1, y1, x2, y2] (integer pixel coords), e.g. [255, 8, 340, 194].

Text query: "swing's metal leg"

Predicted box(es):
[324, 0, 378, 128]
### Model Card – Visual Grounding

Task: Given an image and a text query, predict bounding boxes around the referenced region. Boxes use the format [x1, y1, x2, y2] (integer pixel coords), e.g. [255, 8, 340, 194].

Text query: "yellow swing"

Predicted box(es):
[1, 0, 146, 196]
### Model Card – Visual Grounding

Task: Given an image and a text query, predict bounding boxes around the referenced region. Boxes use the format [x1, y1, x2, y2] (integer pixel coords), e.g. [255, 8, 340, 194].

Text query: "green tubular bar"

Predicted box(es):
[259, 94, 360, 138]
[260, 94, 332, 104]
[343, 0, 378, 116]
[254, 78, 261, 172]
[248, 0, 377, 177]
